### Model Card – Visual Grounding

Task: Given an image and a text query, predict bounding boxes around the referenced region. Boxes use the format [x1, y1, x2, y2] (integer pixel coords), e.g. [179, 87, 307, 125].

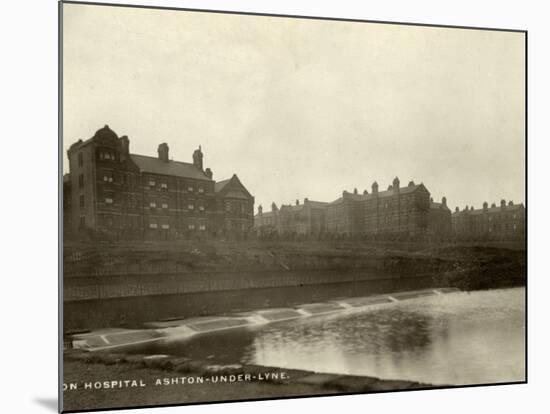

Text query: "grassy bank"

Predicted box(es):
[63, 352, 431, 412]
[64, 239, 525, 279]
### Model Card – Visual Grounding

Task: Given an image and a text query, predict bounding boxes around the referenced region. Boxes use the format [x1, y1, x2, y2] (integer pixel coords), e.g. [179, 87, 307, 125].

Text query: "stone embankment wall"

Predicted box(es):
[64, 252, 444, 302]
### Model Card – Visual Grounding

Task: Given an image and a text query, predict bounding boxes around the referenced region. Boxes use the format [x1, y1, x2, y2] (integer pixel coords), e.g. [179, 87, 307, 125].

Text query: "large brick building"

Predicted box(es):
[326, 178, 449, 238]
[255, 177, 451, 239]
[65, 125, 254, 239]
[255, 199, 328, 237]
[452, 200, 525, 240]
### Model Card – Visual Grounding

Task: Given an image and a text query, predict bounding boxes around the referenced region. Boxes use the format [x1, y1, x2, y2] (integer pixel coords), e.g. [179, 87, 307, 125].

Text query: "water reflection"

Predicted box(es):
[149, 288, 525, 386]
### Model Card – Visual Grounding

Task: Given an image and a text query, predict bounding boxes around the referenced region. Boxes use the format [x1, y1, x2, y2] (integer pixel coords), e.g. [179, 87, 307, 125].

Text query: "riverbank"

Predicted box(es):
[62, 240, 525, 331]
[62, 351, 432, 412]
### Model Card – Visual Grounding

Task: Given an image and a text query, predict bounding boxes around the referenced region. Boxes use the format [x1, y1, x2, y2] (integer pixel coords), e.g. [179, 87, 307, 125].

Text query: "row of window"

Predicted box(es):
[147, 179, 205, 193]
[99, 151, 116, 161]
[148, 222, 207, 231]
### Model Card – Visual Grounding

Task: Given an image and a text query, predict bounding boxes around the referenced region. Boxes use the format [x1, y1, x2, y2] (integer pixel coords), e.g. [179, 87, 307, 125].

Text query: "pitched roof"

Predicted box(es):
[281, 204, 304, 212]
[214, 179, 231, 192]
[214, 175, 254, 200]
[453, 204, 524, 216]
[130, 154, 211, 181]
[329, 184, 427, 204]
[430, 201, 450, 211]
[306, 200, 329, 208]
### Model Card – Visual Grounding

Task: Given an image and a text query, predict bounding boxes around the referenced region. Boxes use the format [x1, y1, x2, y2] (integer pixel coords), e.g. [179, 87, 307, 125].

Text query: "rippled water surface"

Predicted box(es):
[151, 288, 525, 386]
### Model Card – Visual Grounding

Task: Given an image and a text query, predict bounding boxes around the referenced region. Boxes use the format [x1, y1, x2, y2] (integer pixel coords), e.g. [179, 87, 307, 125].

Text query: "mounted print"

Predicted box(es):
[60, 1, 527, 412]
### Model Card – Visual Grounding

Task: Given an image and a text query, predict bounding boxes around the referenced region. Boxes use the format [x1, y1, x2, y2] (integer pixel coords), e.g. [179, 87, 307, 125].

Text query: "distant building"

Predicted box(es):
[64, 125, 254, 239]
[452, 200, 525, 240]
[428, 197, 452, 238]
[255, 178, 451, 239]
[327, 178, 448, 238]
[254, 199, 328, 237]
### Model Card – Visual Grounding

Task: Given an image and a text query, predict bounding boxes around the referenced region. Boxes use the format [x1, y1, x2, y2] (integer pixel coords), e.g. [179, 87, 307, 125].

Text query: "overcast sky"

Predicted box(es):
[63, 3, 525, 212]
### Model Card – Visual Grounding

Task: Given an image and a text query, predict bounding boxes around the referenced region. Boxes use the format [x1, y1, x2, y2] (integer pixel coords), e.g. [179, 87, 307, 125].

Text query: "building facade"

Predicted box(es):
[65, 125, 254, 240]
[452, 200, 525, 240]
[254, 178, 451, 239]
[254, 199, 328, 237]
[326, 178, 442, 238]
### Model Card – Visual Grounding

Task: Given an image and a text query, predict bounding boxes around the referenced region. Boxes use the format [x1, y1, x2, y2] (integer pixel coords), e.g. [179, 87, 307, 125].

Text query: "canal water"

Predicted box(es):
[142, 287, 525, 386]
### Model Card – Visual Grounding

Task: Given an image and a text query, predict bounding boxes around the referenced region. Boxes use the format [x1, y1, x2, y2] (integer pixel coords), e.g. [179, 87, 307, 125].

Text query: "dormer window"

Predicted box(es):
[188, 204, 194, 210]
[198, 187, 204, 193]
[160, 183, 168, 189]
[149, 180, 156, 186]
[105, 198, 113, 204]
[199, 205, 205, 211]
[188, 186, 194, 192]
[162, 203, 168, 209]
[149, 202, 156, 208]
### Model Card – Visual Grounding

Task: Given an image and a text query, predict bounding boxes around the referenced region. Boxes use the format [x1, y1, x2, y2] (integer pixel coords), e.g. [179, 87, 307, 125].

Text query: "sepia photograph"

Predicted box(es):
[60, 1, 526, 412]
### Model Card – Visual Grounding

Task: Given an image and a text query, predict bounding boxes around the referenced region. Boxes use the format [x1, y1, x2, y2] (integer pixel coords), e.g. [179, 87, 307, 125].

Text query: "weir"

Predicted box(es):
[71, 288, 460, 352]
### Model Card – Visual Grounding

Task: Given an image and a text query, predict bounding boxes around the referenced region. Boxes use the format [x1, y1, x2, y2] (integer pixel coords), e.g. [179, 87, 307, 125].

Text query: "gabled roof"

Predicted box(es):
[215, 174, 253, 200]
[214, 179, 231, 193]
[130, 154, 211, 181]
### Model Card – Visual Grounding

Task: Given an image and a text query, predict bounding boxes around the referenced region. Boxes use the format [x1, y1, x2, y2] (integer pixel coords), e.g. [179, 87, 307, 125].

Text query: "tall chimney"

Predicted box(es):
[393, 177, 400, 193]
[158, 143, 169, 162]
[372, 181, 379, 194]
[193, 146, 203, 170]
[205, 168, 213, 179]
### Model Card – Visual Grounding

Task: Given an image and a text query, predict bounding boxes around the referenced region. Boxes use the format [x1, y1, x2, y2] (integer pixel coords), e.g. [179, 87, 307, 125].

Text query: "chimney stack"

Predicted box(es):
[258, 205, 263, 215]
[442, 196, 447, 207]
[296, 199, 299, 206]
[205, 168, 213, 179]
[501, 199, 507, 209]
[392, 177, 400, 193]
[193, 145, 203, 170]
[119, 135, 129, 155]
[158, 143, 169, 162]
[483, 202, 488, 211]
